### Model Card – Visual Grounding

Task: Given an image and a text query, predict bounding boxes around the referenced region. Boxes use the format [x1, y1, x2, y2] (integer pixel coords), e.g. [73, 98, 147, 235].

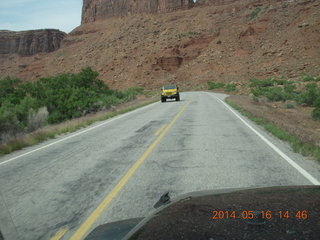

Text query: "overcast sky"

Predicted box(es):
[0, 0, 82, 33]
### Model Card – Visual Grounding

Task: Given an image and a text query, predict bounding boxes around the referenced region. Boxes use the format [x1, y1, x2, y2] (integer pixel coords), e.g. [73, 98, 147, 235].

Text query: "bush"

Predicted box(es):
[224, 83, 237, 92]
[251, 87, 267, 97]
[27, 107, 49, 131]
[249, 78, 294, 98]
[30, 68, 144, 123]
[0, 102, 21, 142]
[283, 83, 297, 100]
[312, 108, 320, 120]
[312, 98, 320, 120]
[121, 87, 144, 101]
[0, 77, 27, 106]
[101, 95, 122, 108]
[207, 82, 225, 90]
[248, 75, 320, 120]
[264, 87, 287, 102]
[297, 83, 320, 107]
[0, 67, 145, 140]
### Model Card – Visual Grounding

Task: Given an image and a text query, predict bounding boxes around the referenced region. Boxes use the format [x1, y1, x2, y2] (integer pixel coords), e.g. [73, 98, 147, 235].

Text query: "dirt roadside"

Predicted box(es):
[227, 95, 320, 148]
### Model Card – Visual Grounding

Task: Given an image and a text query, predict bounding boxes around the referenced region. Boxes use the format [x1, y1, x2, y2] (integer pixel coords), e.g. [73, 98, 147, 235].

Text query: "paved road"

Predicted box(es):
[0, 92, 319, 240]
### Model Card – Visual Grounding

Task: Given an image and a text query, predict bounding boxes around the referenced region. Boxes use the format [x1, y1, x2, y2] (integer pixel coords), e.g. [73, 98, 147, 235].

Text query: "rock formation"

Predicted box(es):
[82, 0, 195, 23]
[0, 29, 66, 56]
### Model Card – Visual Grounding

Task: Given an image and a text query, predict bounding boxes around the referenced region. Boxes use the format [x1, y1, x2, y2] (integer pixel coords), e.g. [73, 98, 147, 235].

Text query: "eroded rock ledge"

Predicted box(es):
[82, 0, 196, 23]
[0, 29, 66, 56]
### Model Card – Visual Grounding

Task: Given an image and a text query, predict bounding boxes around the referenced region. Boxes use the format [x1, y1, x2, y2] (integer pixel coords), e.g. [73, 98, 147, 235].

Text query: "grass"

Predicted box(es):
[207, 81, 225, 90]
[0, 98, 157, 156]
[226, 98, 320, 162]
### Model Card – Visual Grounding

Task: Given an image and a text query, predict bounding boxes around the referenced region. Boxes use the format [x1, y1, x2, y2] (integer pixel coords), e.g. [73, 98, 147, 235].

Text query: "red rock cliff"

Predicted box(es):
[82, 0, 195, 23]
[0, 29, 66, 56]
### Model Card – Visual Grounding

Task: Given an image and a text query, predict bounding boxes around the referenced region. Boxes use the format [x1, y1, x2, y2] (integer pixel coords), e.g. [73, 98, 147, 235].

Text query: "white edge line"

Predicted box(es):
[0, 102, 158, 167]
[207, 93, 320, 185]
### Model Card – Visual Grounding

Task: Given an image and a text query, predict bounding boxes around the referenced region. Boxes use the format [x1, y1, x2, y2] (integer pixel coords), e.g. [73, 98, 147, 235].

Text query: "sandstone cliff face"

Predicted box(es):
[0, 29, 66, 56]
[82, 0, 195, 23]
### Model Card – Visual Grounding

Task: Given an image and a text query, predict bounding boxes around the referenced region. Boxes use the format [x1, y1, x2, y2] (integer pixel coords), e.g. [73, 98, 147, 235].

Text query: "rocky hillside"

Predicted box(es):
[0, 0, 319, 90]
[0, 29, 66, 56]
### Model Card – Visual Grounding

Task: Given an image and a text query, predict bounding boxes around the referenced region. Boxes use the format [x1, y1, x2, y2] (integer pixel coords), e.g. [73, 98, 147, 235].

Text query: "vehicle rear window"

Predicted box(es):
[164, 85, 176, 90]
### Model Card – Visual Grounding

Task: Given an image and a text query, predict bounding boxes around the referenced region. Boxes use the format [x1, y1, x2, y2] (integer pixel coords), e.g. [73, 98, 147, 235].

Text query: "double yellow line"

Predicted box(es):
[155, 125, 167, 136]
[50, 228, 68, 240]
[67, 98, 193, 240]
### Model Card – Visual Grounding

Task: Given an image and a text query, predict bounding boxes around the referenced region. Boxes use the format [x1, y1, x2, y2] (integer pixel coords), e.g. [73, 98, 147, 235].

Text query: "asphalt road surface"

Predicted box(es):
[0, 92, 319, 240]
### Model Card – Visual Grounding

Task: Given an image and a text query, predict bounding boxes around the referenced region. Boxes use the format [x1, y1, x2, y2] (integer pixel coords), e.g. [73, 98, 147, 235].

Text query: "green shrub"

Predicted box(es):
[297, 83, 320, 107]
[29, 68, 143, 124]
[283, 83, 296, 92]
[207, 82, 225, 90]
[121, 87, 144, 101]
[0, 102, 21, 140]
[312, 108, 320, 120]
[264, 87, 287, 102]
[283, 83, 297, 100]
[0, 77, 27, 106]
[224, 83, 237, 93]
[312, 98, 320, 120]
[248, 75, 320, 121]
[251, 87, 266, 97]
[102, 95, 122, 108]
[0, 67, 145, 141]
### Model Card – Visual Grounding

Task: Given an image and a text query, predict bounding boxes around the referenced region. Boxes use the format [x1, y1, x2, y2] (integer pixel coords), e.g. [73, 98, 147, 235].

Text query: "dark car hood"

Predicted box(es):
[86, 186, 320, 240]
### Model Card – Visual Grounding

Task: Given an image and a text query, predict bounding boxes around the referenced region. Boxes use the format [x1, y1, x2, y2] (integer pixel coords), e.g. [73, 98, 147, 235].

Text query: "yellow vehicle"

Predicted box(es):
[161, 85, 180, 102]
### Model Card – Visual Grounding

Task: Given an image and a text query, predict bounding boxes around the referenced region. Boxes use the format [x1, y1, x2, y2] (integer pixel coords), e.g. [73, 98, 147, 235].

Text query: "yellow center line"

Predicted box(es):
[155, 124, 167, 136]
[69, 97, 194, 240]
[50, 228, 68, 240]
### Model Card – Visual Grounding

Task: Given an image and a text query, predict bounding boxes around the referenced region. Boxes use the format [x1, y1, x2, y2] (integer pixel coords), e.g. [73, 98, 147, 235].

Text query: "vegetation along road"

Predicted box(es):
[0, 92, 319, 240]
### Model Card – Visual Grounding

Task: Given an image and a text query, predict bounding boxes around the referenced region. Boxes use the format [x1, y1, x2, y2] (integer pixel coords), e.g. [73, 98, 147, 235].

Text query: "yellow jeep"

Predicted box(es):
[161, 85, 180, 102]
